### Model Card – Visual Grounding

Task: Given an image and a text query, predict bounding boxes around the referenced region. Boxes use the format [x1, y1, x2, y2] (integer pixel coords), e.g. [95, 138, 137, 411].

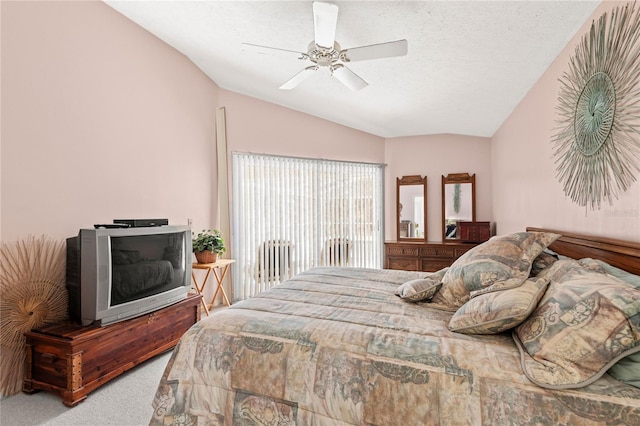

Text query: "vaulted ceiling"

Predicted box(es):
[105, 1, 601, 138]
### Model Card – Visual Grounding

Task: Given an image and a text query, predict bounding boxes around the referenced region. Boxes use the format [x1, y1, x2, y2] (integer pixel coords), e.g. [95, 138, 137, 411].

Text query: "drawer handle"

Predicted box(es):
[41, 353, 58, 362]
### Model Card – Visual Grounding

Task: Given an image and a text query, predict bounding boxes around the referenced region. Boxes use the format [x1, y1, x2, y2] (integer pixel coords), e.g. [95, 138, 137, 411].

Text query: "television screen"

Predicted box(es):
[109, 232, 186, 306]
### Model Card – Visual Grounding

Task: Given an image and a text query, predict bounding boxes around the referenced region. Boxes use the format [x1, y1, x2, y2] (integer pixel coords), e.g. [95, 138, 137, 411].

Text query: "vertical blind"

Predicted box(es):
[232, 152, 384, 301]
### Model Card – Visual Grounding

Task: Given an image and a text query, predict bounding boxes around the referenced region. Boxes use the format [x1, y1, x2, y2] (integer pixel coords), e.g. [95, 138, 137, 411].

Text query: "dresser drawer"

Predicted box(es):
[386, 246, 419, 256]
[385, 241, 478, 272]
[421, 259, 452, 272]
[455, 247, 474, 257]
[388, 257, 420, 271]
[420, 246, 456, 258]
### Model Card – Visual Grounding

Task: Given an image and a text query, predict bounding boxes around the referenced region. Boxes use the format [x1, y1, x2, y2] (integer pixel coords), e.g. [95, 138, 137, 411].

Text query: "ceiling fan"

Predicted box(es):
[241, 1, 408, 91]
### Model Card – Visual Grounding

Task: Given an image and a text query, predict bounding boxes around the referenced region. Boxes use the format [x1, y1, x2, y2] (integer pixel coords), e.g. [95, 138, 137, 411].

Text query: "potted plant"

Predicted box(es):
[192, 229, 226, 264]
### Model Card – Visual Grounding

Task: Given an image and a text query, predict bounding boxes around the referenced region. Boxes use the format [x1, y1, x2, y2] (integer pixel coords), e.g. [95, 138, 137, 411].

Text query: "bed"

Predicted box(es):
[150, 228, 640, 425]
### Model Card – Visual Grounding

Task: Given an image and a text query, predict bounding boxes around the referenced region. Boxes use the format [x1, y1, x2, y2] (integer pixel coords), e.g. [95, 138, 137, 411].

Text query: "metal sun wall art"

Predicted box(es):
[552, 2, 640, 210]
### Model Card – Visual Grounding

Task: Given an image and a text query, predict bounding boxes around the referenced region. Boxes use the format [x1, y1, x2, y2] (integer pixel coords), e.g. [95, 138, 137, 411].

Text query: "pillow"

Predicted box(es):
[608, 351, 640, 388]
[395, 279, 442, 302]
[448, 276, 550, 334]
[578, 258, 640, 388]
[430, 231, 560, 309]
[530, 250, 559, 277]
[513, 259, 640, 389]
[395, 268, 448, 302]
[578, 258, 640, 289]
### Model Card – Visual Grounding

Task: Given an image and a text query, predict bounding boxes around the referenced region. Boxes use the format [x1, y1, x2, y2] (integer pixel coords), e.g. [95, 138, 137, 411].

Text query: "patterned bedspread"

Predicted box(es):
[150, 267, 640, 425]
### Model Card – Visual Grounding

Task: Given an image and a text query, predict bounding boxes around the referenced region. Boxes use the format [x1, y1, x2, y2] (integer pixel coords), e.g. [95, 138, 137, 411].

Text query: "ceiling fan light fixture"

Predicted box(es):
[244, 1, 406, 91]
[308, 41, 341, 67]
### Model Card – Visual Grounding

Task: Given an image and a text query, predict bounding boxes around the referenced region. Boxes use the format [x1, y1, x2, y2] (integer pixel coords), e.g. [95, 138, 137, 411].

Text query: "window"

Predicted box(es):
[232, 153, 384, 300]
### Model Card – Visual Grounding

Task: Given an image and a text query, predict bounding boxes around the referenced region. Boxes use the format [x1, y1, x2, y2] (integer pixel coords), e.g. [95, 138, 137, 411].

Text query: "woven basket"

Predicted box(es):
[194, 250, 217, 264]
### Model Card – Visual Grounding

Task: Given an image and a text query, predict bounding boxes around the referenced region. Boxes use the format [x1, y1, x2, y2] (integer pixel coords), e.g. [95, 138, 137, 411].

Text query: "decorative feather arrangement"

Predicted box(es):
[0, 235, 67, 396]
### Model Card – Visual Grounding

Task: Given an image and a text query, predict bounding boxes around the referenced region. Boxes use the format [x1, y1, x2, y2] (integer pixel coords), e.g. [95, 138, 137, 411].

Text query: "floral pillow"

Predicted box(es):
[395, 268, 448, 302]
[430, 232, 560, 309]
[577, 258, 640, 387]
[513, 259, 640, 389]
[530, 250, 558, 276]
[578, 258, 640, 289]
[448, 276, 550, 334]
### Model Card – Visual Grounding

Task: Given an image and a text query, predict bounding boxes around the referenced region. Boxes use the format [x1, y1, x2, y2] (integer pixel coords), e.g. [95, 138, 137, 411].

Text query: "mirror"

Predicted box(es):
[397, 175, 427, 241]
[442, 173, 476, 240]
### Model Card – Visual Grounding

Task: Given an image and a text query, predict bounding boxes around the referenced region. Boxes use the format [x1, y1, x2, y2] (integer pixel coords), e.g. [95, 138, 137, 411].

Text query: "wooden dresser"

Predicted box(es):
[384, 241, 477, 272]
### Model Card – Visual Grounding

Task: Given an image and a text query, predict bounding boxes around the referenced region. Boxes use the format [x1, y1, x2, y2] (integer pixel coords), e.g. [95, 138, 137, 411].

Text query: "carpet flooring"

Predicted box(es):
[0, 350, 172, 426]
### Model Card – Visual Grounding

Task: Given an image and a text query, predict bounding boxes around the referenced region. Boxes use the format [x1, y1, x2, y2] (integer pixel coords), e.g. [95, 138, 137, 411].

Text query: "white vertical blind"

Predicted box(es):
[232, 153, 384, 301]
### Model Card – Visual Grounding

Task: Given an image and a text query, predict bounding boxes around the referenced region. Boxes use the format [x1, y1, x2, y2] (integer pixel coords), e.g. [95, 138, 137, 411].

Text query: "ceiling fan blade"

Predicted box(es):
[332, 65, 368, 91]
[313, 1, 338, 48]
[241, 43, 306, 59]
[279, 66, 318, 90]
[342, 39, 408, 62]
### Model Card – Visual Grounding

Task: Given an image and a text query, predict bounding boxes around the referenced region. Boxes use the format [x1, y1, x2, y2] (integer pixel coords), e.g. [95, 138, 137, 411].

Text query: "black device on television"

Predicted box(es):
[94, 223, 131, 229]
[113, 218, 168, 227]
[66, 225, 192, 326]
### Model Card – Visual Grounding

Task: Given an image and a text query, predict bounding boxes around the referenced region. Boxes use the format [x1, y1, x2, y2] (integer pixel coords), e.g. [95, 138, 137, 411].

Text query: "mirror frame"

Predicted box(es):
[441, 173, 476, 241]
[397, 175, 428, 242]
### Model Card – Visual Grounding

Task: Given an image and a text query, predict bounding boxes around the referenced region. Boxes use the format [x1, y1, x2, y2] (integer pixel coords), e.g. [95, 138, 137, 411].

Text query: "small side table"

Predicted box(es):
[191, 259, 235, 315]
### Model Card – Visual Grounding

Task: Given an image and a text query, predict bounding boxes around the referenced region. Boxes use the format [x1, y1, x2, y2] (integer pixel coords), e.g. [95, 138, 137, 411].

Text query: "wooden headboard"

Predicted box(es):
[527, 227, 640, 275]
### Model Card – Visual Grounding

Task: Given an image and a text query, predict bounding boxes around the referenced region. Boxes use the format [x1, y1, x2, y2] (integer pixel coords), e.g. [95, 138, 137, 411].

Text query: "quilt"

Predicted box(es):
[150, 267, 640, 425]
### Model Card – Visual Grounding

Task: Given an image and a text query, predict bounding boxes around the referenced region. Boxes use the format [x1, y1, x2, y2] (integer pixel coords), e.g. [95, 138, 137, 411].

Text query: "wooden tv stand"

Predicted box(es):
[22, 293, 201, 407]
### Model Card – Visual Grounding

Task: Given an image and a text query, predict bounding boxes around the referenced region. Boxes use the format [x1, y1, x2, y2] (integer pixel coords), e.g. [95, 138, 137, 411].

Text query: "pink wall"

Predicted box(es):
[218, 90, 493, 245]
[492, 0, 640, 242]
[384, 134, 492, 241]
[3, 0, 637, 248]
[1, 1, 219, 242]
[218, 90, 385, 162]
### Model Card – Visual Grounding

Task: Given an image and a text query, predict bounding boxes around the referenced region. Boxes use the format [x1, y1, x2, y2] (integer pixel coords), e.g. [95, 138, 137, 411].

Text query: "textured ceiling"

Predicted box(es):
[105, 1, 601, 138]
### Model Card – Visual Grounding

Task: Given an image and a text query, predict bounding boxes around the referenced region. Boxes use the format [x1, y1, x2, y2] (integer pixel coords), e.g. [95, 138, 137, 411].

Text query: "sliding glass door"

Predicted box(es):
[231, 153, 384, 301]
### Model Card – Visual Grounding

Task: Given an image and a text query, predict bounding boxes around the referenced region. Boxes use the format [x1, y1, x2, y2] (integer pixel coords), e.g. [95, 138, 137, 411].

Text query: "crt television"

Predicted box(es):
[66, 225, 192, 326]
